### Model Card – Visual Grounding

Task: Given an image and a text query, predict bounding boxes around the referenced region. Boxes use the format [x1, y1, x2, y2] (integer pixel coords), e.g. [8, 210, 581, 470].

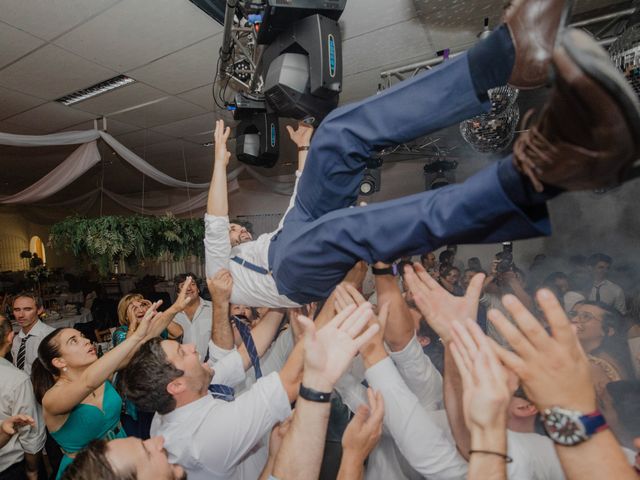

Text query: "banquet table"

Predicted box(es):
[42, 308, 93, 330]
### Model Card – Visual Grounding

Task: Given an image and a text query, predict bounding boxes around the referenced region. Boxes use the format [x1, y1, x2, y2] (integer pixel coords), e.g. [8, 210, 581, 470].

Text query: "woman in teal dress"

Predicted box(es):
[31, 277, 194, 478]
[112, 293, 181, 439]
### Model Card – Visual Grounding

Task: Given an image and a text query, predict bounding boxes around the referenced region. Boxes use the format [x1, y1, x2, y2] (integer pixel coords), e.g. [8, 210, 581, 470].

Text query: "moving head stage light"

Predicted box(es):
[259, 6, 345, 125]
[236, 112, 280, 168]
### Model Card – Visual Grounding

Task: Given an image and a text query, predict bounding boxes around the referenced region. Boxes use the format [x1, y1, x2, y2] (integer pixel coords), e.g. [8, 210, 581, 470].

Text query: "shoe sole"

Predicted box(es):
[560, 28, 640, 181]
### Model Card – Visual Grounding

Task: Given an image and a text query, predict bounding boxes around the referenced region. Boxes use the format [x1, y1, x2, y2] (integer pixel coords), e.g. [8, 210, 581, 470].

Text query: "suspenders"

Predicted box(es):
[231, 256, 270, 275]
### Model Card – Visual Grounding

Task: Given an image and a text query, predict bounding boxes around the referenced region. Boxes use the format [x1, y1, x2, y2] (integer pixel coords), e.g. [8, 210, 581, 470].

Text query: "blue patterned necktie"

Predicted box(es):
[209, 384, 235, 402]
[233, 315, 262, 379]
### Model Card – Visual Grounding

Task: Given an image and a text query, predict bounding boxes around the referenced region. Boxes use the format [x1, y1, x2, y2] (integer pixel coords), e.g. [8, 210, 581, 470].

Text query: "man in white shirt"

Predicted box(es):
[0, 315, 46, 480]
[587, 253, 626, 315]
[119, 335, 296, 480]
[10, 293, 54, 376]
[204, 5, 638, 309]
[170, 274, 212, 361]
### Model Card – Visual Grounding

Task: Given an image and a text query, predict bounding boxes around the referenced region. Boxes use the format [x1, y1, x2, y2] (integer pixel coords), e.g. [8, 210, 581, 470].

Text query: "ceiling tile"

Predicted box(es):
[342, 19, 433, 77]
[4, 102, 96, 133]
[340, 0, 416, 39]
[114, 129, 174, 149]
[0, 44, 117, 99]
[69, 82, 167, 116]
[61, 118, 139, 136]
[0, 120, 48, 135]
[0, 0, 121, 41]
[109, 96, 207, 128]
[0, 86, 47, 120]
[0, 22, 45, 68]
[150, 111, 220, 138]
[127, 34, 223, 95]
[340, 69, 380, 104]
[54, 0, 224, 72]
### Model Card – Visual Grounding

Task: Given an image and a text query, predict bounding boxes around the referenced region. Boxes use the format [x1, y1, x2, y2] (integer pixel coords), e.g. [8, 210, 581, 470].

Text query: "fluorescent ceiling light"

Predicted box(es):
[56, 75, 136, 106]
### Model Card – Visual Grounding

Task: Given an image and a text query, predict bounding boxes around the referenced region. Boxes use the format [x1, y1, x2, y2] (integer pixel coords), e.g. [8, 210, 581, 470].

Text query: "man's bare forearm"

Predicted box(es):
[555, 430, 636, 480]
[208, 160, 229, 216]
[212, 300, 234, 349]
[375, 271, 413, 351]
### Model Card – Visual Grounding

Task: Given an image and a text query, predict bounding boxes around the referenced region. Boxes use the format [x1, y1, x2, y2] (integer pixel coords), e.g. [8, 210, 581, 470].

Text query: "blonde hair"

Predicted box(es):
[117, 294, 144, 326]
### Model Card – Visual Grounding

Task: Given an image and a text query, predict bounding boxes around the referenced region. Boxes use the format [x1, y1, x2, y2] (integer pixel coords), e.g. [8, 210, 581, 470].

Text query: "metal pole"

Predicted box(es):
[220, 0, 239, 66]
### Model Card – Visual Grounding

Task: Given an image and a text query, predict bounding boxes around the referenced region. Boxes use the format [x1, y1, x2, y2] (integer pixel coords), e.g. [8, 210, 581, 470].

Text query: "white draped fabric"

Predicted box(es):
[0, 142, 101, 204]
[0, 129, 100, 147]
[0, 129, 296, 210]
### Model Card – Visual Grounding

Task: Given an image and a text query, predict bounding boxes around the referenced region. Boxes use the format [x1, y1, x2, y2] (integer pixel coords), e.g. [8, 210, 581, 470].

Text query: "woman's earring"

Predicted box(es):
[62, 367, 68, 372]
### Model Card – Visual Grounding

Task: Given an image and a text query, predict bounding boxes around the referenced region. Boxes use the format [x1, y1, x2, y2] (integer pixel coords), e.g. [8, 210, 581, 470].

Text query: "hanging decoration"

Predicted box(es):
[49, 215, 205, 276]
[459, 85, 520, 153]
[0, 129, 296, 209]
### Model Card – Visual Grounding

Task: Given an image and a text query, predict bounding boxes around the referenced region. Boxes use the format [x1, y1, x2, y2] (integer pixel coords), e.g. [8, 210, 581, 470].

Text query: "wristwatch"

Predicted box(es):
[372, 264, 398, 276]
[540, 407, 608, 446]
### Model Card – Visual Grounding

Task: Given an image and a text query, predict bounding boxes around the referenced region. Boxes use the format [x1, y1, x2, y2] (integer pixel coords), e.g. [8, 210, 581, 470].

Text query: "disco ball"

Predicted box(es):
[460, 85, 520, 153]
[609, 21, 640, 98]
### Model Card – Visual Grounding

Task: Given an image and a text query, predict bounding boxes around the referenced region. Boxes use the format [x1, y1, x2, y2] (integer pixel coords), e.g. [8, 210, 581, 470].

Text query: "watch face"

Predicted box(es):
[543, 408, 588, 446]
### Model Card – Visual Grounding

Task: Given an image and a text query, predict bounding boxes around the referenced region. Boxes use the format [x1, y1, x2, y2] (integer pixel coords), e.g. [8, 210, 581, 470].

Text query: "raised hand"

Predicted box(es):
[207, 269, 233, 304]
[488, 289, 596, 413]
[404, 263, 485, 343]
[341, 388, 385, 462]
[130, 300, 162, 341]
[172, 276, 194, 313]
[286, 121, 314, 148]
[297, 303, 380, 392]
[334, 283, 367, 313]
[214, 119, 231, 167]
[449, 319, 511, 433]
[1, 414, 35, 436]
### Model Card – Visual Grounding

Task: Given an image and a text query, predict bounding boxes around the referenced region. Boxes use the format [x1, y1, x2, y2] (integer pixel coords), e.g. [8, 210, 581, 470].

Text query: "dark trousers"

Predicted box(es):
[0, 460, 26, 480]
[268, 52, 550, 303]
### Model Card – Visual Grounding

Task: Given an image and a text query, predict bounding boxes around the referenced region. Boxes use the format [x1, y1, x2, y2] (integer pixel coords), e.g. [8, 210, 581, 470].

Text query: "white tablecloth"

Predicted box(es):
[43, 308, 93, 330]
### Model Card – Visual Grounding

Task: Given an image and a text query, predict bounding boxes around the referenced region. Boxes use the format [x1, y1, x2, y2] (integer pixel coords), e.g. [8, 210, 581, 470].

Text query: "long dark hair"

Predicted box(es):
[31, 328, 64, 404]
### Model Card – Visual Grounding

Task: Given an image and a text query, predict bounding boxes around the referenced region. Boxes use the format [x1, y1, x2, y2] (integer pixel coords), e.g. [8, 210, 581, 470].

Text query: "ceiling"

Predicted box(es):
[0, 0, 631, 217]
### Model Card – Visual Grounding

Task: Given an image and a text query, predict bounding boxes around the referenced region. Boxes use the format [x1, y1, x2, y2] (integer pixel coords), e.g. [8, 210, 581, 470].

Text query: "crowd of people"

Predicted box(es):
[3, 0, 640, 478]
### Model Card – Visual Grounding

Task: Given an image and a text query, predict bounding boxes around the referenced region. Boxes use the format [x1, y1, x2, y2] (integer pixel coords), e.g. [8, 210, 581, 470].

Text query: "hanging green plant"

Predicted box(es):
[49, 215, 205, 276]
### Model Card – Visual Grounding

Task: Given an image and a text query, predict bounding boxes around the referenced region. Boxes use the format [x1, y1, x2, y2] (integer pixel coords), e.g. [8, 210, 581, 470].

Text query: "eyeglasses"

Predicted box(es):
[567, 310, 601, 324]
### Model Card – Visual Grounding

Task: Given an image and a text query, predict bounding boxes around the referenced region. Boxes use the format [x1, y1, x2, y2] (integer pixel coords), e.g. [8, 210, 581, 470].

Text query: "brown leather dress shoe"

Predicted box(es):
[513, 29, 640, 192]
[506, 0, 573, 89]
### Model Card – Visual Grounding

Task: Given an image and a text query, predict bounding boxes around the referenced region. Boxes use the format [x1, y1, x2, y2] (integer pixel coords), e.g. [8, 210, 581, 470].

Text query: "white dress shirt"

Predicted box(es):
[335, 337, 445, 480]
[204, 172, 302, 308]
[207, 329, 294, 480]
[589, 279, 626, 314]
[0, 357, 46, 471]
[11, 320, 55, 376]
[172, 298, 212, 362]
[365, 357, 468, 480]
[150, 371, 291, 480]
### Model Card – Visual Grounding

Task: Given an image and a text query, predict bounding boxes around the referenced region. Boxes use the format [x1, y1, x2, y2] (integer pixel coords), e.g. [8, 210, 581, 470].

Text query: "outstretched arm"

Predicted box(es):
[490, 290, 637, 480]
[208, 119, 232, 216]
[208, 270, 234, 350]
[286, 121, 314, 172]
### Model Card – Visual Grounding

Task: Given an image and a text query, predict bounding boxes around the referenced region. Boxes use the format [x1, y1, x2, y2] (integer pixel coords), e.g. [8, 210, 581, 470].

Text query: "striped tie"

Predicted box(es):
[16, 335, 30, 370]
[209, 384, 235, 402]
[233, 316, 262, 379]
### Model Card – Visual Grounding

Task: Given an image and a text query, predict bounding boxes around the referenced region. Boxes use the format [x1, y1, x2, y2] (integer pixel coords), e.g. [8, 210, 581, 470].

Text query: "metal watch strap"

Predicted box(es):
[299, 384, 331, 403]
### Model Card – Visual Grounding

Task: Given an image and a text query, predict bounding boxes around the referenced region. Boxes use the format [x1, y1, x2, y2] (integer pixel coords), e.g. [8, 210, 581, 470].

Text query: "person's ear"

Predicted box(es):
[167, 378, 186, 397]
[52, 357, 67, 371]
[37, 306, 45, 316]
[6, 331, 15, 347]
